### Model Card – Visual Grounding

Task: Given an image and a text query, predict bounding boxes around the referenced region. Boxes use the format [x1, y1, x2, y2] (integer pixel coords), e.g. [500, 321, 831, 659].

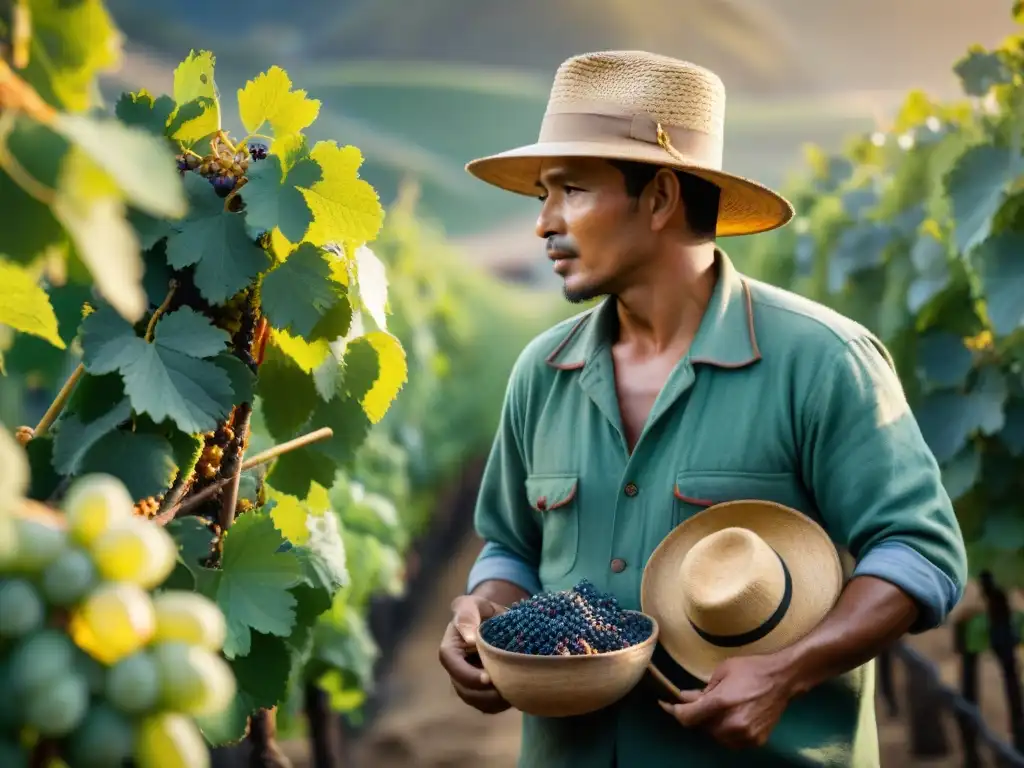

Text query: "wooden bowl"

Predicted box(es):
[475, 610, 660, 718]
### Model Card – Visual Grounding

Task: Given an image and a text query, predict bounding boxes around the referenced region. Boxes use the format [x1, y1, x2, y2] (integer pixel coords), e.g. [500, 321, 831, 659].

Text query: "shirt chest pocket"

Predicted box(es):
[672, 470, 819, 530]
[525, 473, 580, 584]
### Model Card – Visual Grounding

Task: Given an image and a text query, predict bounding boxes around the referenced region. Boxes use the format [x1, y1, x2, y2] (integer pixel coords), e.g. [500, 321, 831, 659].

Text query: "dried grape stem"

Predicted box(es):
[157, 474, 191, 516]
[33, 362, 84, 439]
[145, 280, 178, 341]
[218, 402, 252, 532]
[153, 426, 334, 525]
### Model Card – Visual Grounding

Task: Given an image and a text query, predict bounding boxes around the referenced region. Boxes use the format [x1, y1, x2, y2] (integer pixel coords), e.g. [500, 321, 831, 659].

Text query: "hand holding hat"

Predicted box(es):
[640, 499, 845, 747]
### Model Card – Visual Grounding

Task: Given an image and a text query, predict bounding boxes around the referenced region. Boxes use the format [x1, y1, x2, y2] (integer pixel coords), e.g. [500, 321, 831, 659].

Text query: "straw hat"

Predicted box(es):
[640, 500, 844, 682]
[466, 50, 795, 237]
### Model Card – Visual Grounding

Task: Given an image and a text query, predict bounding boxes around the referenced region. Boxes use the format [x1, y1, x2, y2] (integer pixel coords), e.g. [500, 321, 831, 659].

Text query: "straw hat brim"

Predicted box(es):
[465, 139, 795, 237]
[640, 500, 844, 683]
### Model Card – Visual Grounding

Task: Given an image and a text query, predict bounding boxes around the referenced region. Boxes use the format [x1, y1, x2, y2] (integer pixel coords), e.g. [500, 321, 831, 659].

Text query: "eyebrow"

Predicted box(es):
[536, 169, 574, 191]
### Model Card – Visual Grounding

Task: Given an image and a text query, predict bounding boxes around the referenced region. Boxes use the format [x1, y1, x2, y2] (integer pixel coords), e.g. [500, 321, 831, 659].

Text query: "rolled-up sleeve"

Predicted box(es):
[801, 335, 968, 632]
[467, 355, 542, 596]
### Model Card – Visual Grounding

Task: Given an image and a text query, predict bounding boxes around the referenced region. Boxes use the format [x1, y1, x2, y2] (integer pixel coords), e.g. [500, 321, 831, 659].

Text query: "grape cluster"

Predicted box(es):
[174, 135, 263, 202]
[480, 580, 653, 656]
[0, 474, 236, 768]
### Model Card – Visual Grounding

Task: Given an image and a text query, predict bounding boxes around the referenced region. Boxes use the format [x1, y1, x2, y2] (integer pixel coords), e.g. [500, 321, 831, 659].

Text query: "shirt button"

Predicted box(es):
[611, 558, 627, 573]
[624, 482, 639, 497]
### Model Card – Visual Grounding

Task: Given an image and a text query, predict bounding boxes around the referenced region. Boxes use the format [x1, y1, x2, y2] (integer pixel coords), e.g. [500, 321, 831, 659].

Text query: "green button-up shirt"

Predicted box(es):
[466, 250, 967, 768]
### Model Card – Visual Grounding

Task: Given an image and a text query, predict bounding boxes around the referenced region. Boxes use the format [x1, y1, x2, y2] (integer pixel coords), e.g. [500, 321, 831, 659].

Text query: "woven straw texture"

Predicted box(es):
[465, 50, 795, 237]
[549, 51, 726, 136]
[640, 500, 844, 682]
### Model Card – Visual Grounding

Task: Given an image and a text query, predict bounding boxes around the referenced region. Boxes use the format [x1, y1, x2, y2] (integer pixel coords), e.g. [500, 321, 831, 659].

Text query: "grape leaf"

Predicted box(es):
[982, 507, 1024, 551]
[277, 491, 348, 595]
[0, 120, 68, 264]
[169, 50, 220, 146]
[299, 142, 384, 247]
[306, 395, 372, 469]
[945, 145, 1023, 256]
[114, 90, 176, 139]
[53, 146, 147, 322]
[907, 229, 951, 314]
[354, 245, 389, 331]
[953, 47, 1012, 97]
[229, 631, 292, 710]
[261, 244, 344, 338]
[915, 366, 1009, 462]
[973, 233, 1024, 337]
[78, 430, 177, 500]
[914, 331, 973, 390]
[354, 332, 408, 424]
[80, 305, 235, 434]
[241, 153, 320, 243]
[166, 174, 270, 303]
[270, 329, 331, 374]
[214, 354, 255, 408]
[940, 443, 981, 501]
[237, 66, 321, 139]
[54, 114, 186, 220]
[1001, 400, 1024, 456]
[265, 448, 337, 499]
[827, 221, 895, 293]
[52, 397, 131, 475]
[199, 510, 303, 658]
[0, 259, 66, 349]
[24, 436, 60, 501]
[256, 351, 317, 441]
[167, 517, 216, 574]
[312, 609, 379, 695]
[21, 0, 120, 112]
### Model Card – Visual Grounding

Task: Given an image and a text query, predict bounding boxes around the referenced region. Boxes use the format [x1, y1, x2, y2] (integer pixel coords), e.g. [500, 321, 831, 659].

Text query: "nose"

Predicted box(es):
[535, 196, 564, 240]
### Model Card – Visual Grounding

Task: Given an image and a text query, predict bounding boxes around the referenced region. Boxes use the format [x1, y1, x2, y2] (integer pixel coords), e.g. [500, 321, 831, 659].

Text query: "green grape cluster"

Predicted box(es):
[0, 474, 236, 768]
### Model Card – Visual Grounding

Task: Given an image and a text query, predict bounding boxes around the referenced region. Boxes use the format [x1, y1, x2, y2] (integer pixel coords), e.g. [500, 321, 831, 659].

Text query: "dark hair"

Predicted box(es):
[607, 159, 720, 240]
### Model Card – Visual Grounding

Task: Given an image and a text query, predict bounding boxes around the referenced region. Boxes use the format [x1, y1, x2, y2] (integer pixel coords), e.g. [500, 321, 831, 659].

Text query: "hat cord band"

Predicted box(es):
[688, 551, 793, 649]
[536, 100, 723, 167]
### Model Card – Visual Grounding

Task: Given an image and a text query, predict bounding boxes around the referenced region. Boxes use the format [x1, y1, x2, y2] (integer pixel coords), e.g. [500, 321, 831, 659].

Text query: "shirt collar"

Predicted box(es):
[544, 248, 761, 371]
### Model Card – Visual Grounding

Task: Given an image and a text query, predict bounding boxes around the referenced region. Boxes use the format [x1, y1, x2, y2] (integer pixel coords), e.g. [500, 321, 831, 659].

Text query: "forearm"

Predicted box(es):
[471, 578, 531, 608]
[774, 575, 919, 696]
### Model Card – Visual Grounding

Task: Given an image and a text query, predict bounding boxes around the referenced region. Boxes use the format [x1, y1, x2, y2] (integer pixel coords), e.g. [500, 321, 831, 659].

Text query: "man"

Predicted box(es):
[437, 50, 967, 767]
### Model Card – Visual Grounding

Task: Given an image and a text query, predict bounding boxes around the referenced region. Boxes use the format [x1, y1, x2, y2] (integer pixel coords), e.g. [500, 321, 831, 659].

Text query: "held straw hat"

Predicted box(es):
[640, 500, 844, 682]
[466, 50, 795, 237]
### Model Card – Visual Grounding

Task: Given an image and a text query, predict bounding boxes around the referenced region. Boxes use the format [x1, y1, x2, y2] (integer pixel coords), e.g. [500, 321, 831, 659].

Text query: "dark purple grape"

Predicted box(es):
[478, 580, 652, 656]
[249, 143, 268, 160]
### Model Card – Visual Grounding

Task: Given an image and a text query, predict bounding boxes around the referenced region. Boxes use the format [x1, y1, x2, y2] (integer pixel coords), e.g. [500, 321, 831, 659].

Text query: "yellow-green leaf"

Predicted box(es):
[268, 488, 312, 545]
[358, 331, 407, 424]
[0, 258, 65, 349]
[238, 66, 321, 139]
[52, 147, 146, 323]
[170, 50, 220, 145]
[267, 482, 333, 547]
[22, 0, 121, 112]
[299, 142, 384, 248]
[271, 329, 330, 373]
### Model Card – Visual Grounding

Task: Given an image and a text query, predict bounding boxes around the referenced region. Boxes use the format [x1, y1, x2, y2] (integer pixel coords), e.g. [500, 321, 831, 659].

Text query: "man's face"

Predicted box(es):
[534, 157, 653, 304]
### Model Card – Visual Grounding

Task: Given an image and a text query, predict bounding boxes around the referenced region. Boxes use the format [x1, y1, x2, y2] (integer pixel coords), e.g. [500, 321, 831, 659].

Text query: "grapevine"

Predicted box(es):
[731, 6, 1024, 624]
[0, 0, 410, 763]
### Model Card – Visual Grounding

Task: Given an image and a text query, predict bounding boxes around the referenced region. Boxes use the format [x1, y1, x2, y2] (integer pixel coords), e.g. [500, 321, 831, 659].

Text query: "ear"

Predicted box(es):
[647, 168, 682, 232]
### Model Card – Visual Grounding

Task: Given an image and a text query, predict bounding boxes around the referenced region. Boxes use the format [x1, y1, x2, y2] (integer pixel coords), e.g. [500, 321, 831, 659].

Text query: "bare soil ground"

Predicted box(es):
[283, 534, 1020, 767]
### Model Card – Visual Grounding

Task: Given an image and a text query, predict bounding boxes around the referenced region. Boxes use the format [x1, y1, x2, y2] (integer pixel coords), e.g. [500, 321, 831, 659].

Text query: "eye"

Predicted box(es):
[564, 185, 583, 195]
